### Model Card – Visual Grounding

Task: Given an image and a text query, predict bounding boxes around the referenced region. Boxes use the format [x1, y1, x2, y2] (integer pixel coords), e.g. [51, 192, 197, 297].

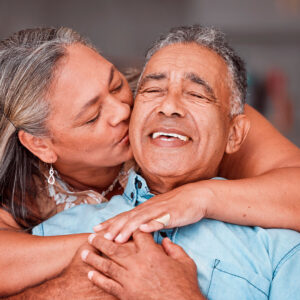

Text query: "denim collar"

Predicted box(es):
[123, 170, 153, 206]
[123, 169, 226, 207]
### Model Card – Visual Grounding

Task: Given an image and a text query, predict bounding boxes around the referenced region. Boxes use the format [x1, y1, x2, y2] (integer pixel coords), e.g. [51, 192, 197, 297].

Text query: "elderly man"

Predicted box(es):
[16, 25, 300, 299]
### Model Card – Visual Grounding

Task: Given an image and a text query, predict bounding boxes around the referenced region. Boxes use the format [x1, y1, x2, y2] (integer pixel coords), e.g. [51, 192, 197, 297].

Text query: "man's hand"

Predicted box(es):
[7, 242, 116, 300]
[82, 231, 205, 300]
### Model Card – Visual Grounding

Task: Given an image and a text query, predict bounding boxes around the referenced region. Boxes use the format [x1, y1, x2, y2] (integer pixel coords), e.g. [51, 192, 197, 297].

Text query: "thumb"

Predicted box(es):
[162, 237, 189, 260]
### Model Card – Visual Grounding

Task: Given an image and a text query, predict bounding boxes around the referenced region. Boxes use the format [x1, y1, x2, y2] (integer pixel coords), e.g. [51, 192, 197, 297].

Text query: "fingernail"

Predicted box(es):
[88, 233, 96, 244]
[93, 224, 103, 232]
[81, 249, 89, 261]
[115, 233, 123, 243]
[104, 232, 113, 240]
[88, 271, 94, 280]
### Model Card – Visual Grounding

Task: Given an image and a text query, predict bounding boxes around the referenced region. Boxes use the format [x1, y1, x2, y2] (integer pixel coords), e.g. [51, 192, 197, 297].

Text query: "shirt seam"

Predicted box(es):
[272, 242, 300, 278]
[206, 259, 220, 296]
[214, 266, 268, 297]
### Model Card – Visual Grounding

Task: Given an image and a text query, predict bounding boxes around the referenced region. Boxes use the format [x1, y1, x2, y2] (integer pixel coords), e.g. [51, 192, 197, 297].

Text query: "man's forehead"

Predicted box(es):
[139, 43, 232, 108]
[143, 43, 228, 79]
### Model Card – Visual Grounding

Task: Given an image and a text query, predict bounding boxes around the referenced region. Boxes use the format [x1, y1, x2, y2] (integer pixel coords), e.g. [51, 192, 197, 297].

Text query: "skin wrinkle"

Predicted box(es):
[184, 72, 217, 102]
[74, 95, 101, 122]
[130, 43, 243, 194]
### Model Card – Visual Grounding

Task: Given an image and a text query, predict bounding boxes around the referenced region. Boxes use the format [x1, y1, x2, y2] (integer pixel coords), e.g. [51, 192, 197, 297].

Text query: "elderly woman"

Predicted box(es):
[0, 27, 299, 296]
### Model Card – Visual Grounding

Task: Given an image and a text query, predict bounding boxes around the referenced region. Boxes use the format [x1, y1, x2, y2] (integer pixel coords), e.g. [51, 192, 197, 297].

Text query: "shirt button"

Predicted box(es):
[137, 180, 142, 189]
[130, 192, 134, 199]
[160, 231, 167, 238]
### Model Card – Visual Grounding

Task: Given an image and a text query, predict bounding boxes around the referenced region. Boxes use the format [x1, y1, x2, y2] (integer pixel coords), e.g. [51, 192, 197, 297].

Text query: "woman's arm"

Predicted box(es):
[220, 104, 300, 178]
[0, 209, 88, 297]
[208, 104, 300, 229]
[93, 105, 300, 243]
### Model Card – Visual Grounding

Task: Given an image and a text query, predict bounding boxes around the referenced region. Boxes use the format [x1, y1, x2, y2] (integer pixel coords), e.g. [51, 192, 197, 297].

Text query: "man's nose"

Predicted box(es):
[155, 91, 185, 117]
[106, 95, 131, 127]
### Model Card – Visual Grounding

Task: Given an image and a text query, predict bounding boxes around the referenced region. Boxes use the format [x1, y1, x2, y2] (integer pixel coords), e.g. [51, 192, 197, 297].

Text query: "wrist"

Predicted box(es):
[188, 181, 215, 219]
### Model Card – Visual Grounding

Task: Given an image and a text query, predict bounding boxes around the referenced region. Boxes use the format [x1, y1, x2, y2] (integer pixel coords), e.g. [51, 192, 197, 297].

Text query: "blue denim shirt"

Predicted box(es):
[33, 170, 300, 299]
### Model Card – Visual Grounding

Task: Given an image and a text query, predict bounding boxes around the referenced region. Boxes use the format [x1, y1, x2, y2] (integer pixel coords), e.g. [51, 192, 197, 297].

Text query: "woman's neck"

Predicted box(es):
[55, 164, 123, 194]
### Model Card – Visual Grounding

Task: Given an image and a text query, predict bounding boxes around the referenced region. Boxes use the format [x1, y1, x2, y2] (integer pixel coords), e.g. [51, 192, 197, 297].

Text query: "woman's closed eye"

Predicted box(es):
[110, 80, 123, 94]
[86, 112, 100, 125]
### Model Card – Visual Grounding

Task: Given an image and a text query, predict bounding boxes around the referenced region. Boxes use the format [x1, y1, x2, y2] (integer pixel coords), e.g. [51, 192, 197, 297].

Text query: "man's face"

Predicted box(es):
[130, 43, 237, 184]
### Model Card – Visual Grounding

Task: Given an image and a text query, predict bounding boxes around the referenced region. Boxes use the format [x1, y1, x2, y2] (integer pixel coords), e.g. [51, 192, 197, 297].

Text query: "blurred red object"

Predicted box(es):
[265, 69, 294, 133]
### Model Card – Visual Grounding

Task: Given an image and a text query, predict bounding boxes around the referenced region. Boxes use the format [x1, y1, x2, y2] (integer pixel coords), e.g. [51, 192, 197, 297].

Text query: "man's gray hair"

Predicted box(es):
[143, 25, 247, 117]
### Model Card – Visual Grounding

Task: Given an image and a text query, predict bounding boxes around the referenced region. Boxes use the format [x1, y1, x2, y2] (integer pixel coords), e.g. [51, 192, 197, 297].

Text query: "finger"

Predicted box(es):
[88, 233, 120, 257]
[88, 270, 123, 298]
[93, 217, 116, 232]
[139, 219, 164, 232]
[114, 210, 162, 243]
[94, 211, 130, 234]
[93, 221, 110, 232]
[103, 216, 130, 241]
[82, 250, 125, 283]
[88, 233, 134, 265]
[132, 230, 156, 250]
[162, 237, 190, 260]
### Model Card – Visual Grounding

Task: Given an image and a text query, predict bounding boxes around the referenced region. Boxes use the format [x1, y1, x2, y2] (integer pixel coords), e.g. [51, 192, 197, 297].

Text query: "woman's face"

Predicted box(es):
[46, 43, 133, 170]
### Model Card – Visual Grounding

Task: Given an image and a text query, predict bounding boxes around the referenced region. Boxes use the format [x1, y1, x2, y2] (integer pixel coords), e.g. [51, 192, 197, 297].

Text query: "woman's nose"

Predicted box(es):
[106, 95, 131, 127]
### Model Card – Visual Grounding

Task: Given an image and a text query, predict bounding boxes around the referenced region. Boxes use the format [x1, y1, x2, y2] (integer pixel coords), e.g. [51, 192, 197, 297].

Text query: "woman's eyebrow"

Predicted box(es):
[75, 95, 100, 121]
[108, 66, 115, 85]
[74, 66, 115, 121]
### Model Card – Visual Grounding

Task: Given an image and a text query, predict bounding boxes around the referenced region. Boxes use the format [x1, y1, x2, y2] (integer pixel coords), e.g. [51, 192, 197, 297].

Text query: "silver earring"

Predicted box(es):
[47, 165, 55, 185]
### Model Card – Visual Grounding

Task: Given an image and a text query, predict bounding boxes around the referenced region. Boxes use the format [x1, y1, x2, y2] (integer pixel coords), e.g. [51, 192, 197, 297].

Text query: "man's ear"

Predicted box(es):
[225, 114, 250, 154]
[18, 130, 57, 164]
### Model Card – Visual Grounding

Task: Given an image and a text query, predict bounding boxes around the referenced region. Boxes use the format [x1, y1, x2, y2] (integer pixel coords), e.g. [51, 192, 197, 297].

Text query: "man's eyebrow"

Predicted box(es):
[185, 72, 217, 101]
[74, 95, 100, 121]
[138, 72, 167, 89]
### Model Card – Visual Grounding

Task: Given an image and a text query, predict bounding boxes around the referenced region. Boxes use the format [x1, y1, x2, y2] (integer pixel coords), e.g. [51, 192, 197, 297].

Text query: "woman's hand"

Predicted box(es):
[94, 182, 212, 243]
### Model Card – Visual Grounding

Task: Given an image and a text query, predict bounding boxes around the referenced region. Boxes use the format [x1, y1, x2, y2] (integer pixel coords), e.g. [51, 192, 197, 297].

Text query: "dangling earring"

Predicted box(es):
[47, 164, 55, 185]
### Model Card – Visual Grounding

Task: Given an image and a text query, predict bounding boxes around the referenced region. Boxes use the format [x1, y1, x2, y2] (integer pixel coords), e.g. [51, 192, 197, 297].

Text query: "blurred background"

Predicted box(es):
[0, 0, 299, 146]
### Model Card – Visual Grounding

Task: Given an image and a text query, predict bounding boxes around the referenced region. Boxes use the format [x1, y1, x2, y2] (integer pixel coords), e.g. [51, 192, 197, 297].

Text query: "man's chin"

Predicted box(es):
[140, 162, 186, 179]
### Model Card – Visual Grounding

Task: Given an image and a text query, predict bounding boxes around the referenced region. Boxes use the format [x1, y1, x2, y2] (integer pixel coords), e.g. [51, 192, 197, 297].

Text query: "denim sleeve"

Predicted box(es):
[32, 203, 108, 236]
[269, 243, 300, 299]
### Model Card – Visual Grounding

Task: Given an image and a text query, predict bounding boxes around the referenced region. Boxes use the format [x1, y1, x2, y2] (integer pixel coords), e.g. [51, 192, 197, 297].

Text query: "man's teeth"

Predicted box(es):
[152, 132, 188, 142]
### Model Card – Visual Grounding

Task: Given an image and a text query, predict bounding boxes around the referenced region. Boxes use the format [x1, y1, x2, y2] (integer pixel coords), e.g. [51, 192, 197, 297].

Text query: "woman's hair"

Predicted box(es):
[0, 27, 91, 229]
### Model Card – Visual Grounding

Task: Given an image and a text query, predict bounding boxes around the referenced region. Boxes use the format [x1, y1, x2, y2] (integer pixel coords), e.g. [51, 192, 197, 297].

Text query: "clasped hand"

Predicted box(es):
[81, 230, 204, 300]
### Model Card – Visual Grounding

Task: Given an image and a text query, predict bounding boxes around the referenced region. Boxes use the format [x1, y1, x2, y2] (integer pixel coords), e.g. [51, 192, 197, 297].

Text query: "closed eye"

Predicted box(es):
[187, 92, 212, 102]
[86, 112, 100, 125]
[189, 92, 205, 99]
[111, 80, 123, 94]
[141, 88, 164, 94]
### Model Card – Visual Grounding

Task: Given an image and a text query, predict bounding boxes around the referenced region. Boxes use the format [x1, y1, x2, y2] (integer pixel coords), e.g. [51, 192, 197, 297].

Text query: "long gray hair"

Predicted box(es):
[0, 27, 90, 229]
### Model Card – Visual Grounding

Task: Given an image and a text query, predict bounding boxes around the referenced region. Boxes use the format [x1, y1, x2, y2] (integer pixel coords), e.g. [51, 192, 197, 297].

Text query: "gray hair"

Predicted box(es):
[0, 27, 91, 229]
[142, 25, 247, 117]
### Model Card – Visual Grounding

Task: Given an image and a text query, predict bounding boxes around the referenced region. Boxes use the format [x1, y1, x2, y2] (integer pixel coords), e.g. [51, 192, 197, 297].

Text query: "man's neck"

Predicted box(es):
[140, 168, 219, 194]
[140, 171, 196, 195]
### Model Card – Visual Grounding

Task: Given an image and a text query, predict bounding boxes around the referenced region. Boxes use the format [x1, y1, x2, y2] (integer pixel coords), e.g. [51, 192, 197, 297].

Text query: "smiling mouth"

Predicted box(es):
[149, 130, 191, 148]
[151, 132, 189, 142]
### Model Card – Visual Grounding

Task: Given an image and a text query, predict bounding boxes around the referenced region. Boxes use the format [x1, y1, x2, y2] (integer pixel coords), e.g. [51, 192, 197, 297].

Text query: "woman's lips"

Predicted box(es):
[117, 130, 129, 145]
